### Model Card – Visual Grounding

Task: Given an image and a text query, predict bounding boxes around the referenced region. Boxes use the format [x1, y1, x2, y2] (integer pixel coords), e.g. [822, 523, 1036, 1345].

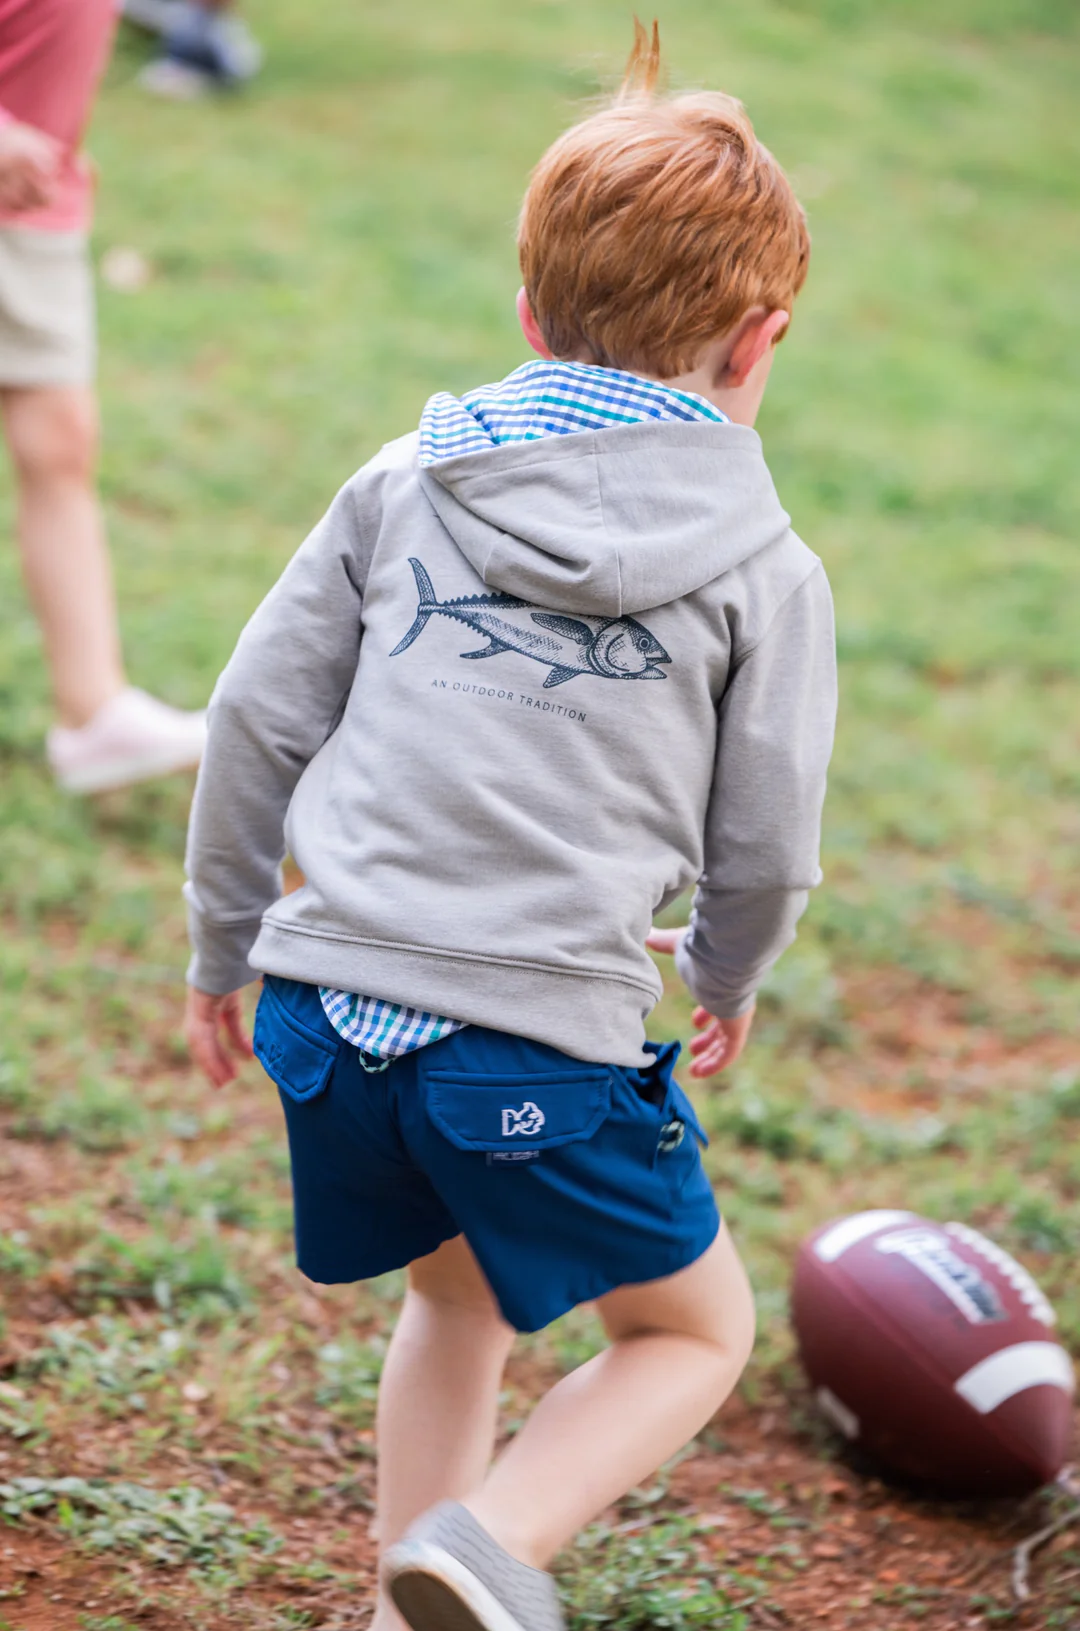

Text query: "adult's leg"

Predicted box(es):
[372, 1234, 516, 1631]
[464, 1223, 754, 1569]
[1, 383, 124, 728]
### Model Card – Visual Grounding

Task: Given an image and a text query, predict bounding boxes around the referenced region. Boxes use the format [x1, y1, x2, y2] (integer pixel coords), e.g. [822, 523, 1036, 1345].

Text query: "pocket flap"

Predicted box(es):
[254, 980, 339, 1104]
[426, 1069, 612, 1152]
[668, 1080, 709, 1148]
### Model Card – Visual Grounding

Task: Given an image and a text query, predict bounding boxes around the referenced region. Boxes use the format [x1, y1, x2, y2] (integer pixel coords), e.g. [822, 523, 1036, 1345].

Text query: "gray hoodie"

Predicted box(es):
[185, 419, 836, 1067]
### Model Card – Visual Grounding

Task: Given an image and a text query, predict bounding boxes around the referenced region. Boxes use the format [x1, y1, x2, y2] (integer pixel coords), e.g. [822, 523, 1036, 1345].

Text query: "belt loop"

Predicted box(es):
[357, 1050, 392, 1075]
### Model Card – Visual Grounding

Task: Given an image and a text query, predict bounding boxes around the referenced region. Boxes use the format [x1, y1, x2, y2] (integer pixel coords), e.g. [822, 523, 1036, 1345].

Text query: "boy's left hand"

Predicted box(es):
[184, 987, 254, 1089]
[646, 928, 756, 1078]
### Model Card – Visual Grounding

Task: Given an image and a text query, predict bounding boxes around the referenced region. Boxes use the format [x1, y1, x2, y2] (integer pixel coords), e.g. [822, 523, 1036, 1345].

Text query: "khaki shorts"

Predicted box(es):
[0, 227, 95, 388]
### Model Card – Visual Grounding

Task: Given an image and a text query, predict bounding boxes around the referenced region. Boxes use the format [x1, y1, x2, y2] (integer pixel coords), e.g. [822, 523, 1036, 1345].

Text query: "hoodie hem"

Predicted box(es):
[248, 920, 658, 1068]
[257, 914, 661, 994]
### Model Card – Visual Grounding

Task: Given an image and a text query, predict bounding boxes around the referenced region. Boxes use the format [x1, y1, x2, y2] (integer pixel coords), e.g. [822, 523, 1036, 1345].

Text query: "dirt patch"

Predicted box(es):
[823, 959, 1077, 1112]
[664, 1395, 1072, 1629]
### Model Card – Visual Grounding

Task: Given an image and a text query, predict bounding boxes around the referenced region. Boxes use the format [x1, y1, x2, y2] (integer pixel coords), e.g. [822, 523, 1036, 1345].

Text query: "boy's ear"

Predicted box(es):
[722, 307, 790, 387]
[517, 287, 555, 360]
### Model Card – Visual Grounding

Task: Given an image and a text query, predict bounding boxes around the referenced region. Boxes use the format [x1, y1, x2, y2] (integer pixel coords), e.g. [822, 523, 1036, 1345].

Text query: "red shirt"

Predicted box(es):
[0, 0, 117, 232]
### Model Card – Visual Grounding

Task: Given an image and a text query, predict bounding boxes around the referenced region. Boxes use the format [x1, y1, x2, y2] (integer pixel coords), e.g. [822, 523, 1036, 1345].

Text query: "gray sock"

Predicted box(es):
[384, 1501, 565, 1631]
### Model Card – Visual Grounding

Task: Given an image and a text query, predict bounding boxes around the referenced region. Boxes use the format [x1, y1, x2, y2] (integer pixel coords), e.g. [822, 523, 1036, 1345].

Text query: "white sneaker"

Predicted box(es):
[47, 687, 207, 794]
[136, 57, 214, 99]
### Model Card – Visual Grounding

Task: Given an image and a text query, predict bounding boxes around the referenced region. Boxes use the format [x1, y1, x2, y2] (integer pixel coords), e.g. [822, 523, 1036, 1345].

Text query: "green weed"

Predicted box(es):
[0, 1392, 48, 1446]
[559, 1518, 762, 1629]
[69, 1227, 246, 1318]
[0, 1475, 281, 1571]
[314, 1337, 385, 1429]
[1009, 1194, 1080, 1256]
[722, 1487, 806, 1530]
[0, 1048, 30, 1110]
[18, 1317, 192, 1416]
[131, 1145, 291, 1232]
[13, 1074, 146, 1154]
[0, 1230, 40, 1277]
[1046, 1073, 1080, 1121]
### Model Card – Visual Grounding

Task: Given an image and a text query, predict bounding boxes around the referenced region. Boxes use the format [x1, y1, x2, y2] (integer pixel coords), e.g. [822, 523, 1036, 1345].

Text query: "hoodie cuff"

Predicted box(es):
[185, 912, 265, 996]
[674, 935, 760, 1018]
[673, 885, 810, 1017]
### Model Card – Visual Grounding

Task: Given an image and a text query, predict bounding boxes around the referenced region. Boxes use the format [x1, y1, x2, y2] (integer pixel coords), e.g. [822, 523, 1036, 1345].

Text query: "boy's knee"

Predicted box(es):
[688, 1283, 756, 1411]
[3, 386, 98, 485]
[686, 1275, 756, 1391]
[703, 1261, 756, 1388]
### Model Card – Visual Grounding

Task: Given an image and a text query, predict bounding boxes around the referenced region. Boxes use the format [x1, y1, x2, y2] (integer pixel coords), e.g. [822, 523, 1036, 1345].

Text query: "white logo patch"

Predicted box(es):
[501, 1101, 546, 1138]
[875, 1227, 1005, 1325]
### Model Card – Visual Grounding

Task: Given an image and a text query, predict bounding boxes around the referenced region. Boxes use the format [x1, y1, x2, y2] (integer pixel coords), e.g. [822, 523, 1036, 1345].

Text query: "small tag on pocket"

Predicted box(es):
[487, 1150, 541, 1165]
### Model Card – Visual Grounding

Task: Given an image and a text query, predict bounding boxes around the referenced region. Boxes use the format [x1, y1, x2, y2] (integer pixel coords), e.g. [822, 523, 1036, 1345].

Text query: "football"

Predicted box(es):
[791, 1209, 1075, 1495]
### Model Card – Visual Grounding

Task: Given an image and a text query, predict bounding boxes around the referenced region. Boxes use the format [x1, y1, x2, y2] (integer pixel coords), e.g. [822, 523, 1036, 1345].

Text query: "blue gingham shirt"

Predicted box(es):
[320, 360, 727, 1065]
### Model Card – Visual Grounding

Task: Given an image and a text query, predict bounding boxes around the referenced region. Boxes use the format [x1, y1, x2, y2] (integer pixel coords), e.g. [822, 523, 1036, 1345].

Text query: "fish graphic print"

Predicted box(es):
[390, 559, 671, 689]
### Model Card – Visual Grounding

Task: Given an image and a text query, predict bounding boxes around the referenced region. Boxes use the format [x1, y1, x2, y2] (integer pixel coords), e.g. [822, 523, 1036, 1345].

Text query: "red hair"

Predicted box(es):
[518, 19, 809, 376]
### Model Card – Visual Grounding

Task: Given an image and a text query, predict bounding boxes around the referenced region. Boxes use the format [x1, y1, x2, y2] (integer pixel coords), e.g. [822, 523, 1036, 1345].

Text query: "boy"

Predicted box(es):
[184, 23, 836, 1631]
[0, 0, 207, 790]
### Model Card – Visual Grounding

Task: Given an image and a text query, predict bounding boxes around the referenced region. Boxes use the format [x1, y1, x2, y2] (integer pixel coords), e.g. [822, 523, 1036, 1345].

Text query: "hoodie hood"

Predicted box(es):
[419, 415, 793, 619]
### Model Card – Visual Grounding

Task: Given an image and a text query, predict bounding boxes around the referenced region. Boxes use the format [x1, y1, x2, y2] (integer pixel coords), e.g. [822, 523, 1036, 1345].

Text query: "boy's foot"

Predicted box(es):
[47, 687, 207, 793]
[383, 1503, 565, 1631]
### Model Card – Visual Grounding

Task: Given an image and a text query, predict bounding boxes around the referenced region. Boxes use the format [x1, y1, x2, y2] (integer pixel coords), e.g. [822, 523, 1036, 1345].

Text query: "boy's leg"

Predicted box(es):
[372, 1234, 515, 1631]
[463, 1222, 754, 1568]
[1, 383, 124, 728]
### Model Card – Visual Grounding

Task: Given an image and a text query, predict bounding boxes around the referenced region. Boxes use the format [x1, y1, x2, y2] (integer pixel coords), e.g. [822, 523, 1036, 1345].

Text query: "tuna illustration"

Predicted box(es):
[390, 559, 671, 689]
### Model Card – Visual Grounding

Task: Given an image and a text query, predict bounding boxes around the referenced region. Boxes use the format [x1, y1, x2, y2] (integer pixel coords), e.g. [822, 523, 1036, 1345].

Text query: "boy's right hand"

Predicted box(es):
[0, 121, 63, 213]
[646, 928, 756, 1079]
[184, 987, 254, 1089]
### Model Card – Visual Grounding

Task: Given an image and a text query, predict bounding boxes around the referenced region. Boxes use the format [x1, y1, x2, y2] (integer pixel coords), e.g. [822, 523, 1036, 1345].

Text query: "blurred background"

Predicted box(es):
[0, 2, 1076, 1626]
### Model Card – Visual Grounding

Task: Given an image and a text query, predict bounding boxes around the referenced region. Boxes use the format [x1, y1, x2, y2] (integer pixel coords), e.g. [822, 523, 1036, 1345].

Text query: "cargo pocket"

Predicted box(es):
[426, 1069, 612, 1153]
[253, 979, 340, 1104]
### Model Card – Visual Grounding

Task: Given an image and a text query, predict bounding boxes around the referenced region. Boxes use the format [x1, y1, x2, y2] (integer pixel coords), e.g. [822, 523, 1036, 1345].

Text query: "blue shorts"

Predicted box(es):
[254, 976, 720, 1333]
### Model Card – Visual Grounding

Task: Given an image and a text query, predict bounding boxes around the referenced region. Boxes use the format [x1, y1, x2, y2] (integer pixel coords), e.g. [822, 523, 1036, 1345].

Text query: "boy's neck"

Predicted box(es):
[520, 290, 781, 428]
[646, 360, 769, 427]
[636, 326, 778, 427]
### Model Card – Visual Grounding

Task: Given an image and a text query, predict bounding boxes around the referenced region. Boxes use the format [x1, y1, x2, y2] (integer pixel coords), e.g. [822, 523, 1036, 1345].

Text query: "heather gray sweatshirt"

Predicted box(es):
[185, 420, 836, 1067]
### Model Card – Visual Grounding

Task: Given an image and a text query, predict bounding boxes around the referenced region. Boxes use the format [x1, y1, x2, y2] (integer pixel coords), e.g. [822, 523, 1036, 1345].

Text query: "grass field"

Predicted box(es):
[0, 1, 1078, 1626]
